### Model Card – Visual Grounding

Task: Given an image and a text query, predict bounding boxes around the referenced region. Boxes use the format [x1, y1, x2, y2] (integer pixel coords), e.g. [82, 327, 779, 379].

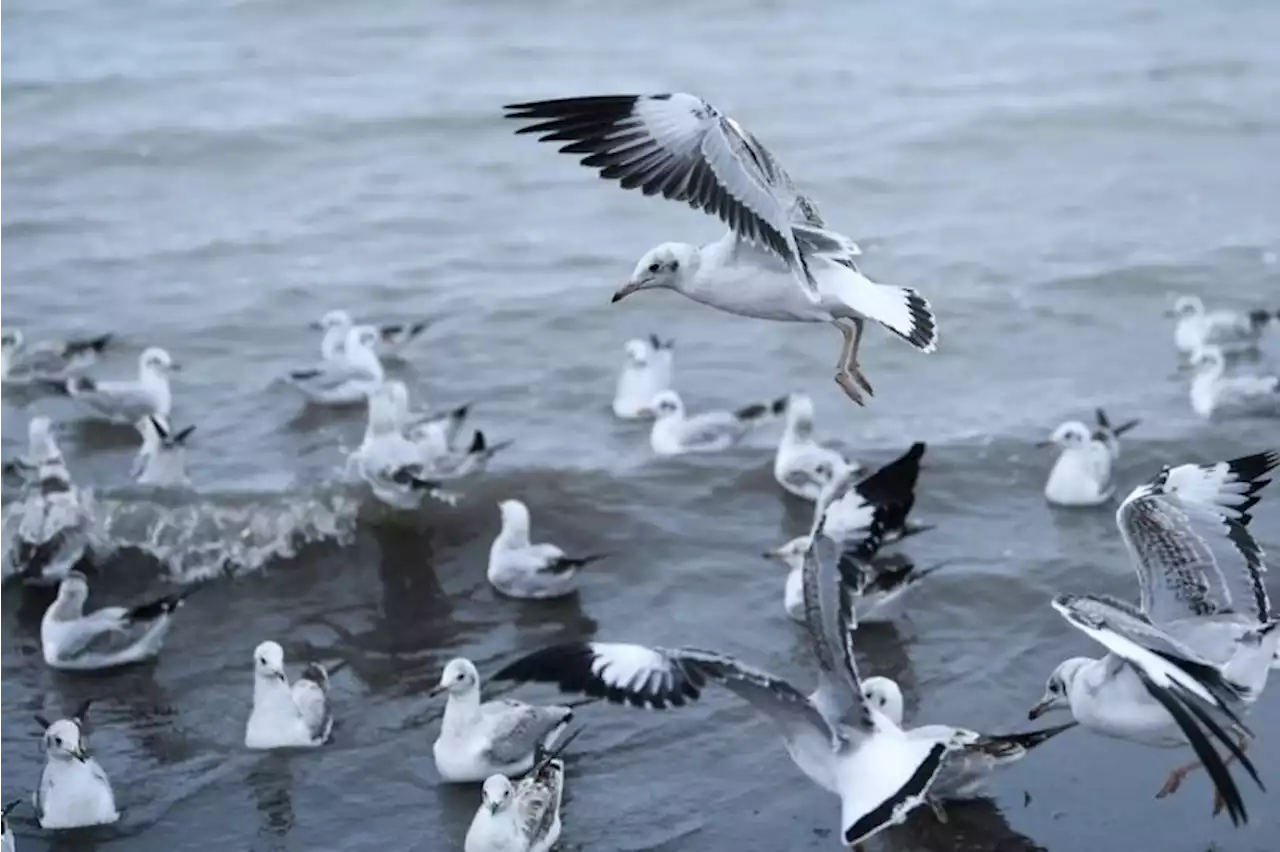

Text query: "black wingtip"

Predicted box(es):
[469, 430, 486, 453]
[734, 402, 768, 421]
[1095, 408, 1111, 430]
[148, 415, 169, 440]
[770, 395, 789, 416]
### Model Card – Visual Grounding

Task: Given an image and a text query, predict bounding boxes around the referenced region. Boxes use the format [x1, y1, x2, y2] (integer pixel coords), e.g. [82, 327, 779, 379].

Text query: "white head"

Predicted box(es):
[623, 338, 652, 366]
[1189, 343, 1226, 373]
[1171, 295, 1205, 318]
[650, 390, 684, 420]
[52, 570, 91, 613]
[139, 347, 177, 376]
[762, 535, 810, 572]
[861, 676, 905, 726]
[1029, 657, 1091, 720]
[784, 393, 814, 435]
[1, 329, 22, 352]
[40, 717, 88, 763]
[1040, 420, 1091, 449]
[27, 415, 61, 460]
[320, 310, 353, 331]
[480, 774, 516, 815]
[430, 657, 480, 697]
[497, 499, 531, 534]
[365, 383, 402, 435]
[344, 324, 380, 359]
[614, 243, 697, 303]
[253, 640, 287, 683]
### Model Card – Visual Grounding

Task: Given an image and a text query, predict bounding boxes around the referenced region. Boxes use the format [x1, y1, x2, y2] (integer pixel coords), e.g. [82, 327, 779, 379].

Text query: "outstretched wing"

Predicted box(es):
[802, 532, 875, 732]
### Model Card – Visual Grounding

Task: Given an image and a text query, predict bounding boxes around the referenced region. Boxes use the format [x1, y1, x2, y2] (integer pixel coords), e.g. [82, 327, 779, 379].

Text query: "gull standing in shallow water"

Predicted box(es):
[1039, 409, 1139, 507]
[504, 94, 938, 406]
[245, 641, 334, 749]
[464, 729, 582, 852]
[430, 657, 582, 784]
[488, 499, 608, 600]
[612, 334, 674, 419]
[649, 390, 786, 456]
[132, 415, 195, 487]
[56, 346, 177, 424]
[287, 325, 384, 405]
[773, 392, 862, 501]
[1030, 451, 1280, 824]
[493, 531, 976, 848]
[32, 701, 118, 829]
[7, 417, 94, 586]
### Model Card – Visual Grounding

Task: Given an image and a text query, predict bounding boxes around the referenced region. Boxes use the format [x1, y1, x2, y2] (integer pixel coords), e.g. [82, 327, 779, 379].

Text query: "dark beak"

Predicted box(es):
[309, 321, 325, 330]
[428, 683, 447, 697]
[1034, 440, 1053, 448]
[612, 280, 643, 304]
[1028, 699, 1053, 720]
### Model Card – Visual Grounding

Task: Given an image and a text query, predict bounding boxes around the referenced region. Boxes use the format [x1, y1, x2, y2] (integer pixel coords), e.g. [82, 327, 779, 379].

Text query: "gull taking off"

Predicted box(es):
[287, 325, 384, 405]
[1188, 344, 1278, 420]
[350, 383, 454, 509]
[313, 308, 431, 362]
[504, 94, 937, 406]
[7, 417, 94, 586]
[132, 416, 195, 487]
[55, 347, 177, 424]
[811, 442, 930, 545]
[774, 392, 862, 501]
[488, 499, 608, 599]
[493, 532, 975, 848]
[649, 390, 786, 456]
[245, 641, 334, 749]
[464, 729, 582, 852]
[1168, 296, 1276, 357]
[33, 701, 119, 829]
[612, 334, 675, 419]
[1, 329, 112, 382]
[430, 657, 581, 784]
[1038, 409, 1139, 507]
[41, 571, 194, 671]
[1030, 451, 1280, 824]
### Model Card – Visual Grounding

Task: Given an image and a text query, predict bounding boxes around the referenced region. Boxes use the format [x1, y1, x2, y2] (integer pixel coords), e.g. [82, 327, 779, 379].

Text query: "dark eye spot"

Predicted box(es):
[670, 260, 679, 269]
[259, 657, 267, 665]
[648, 262, 660, 273]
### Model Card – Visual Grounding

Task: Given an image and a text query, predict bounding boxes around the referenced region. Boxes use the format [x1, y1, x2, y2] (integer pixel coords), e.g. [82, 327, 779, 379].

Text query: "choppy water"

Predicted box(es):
[3, 0, 1280, 849]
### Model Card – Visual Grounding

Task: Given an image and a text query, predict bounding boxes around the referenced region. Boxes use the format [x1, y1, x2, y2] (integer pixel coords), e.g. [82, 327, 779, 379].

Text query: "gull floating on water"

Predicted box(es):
[51, 347, 177, 424]
[33, 701, 119, 829]
[612, 334, 675, 419]
[7, 418, 94, 586]
[1187, 344, 1278, 420]
[132, 415, 195, 487]
[1038, 408, 1139, 507]
[350, 383, 455, 509]
[1168, 296, 1276, 357]
[810, 442, 930, 546]
[493, 530, 975, 848]
[649, 389, 786, 456]
[430, 657, 581, 784]
[1, 799, 19, 852]
[488, 499, 608, 600]
[382, 381, 513, 479]
[774, 392, 863, 501]
[1030, 450, 1280, 824]
[465, 729, 581, 852]
[287, 324, 384, 405]
[245, 641, 334, 749]
[504, 93, 938, 406]
[313, 308, 432, 362]
[861, 677, 1076, 800]
[41, 571, 194, 671]
[1, 329, 112, 383]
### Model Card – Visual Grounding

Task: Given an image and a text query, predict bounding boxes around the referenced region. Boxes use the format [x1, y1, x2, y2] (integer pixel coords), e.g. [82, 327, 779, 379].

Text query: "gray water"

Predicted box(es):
[3, 0, 1280, 849]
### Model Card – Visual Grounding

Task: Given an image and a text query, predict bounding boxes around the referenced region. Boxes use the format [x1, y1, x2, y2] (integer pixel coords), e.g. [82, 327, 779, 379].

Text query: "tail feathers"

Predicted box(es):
[468, 430, 514, 459]
[64, 334, 112, 356]
[735, 397, 788, 422]
[1094, 408, 1139, 439]
[978, 721, 1077, 757]
[844, 268, 937, 353]
[647, 333, 675, 351]
[546, 553, 609, 574]
[408, 320, 431, 339]
[126, 586, 197, 622]
[299, 662, 331, 690]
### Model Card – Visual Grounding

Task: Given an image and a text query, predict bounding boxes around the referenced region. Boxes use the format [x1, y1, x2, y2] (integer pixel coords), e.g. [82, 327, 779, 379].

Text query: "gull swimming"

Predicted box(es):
[287, 324, 384, 405]
[2, 799, 19, 852]
[1168, 296, 1276, 357]
[1, 329, 112, 382]
[245, 640, 334, 749]
[1038, 409, 1139, 507]
[33, 701, 119, 829]
[774, 392, 862, 501]
[811, 442, 930, 545]
[464, 729, 581, 852]
[41, 571, 194, 671]
[132, 415, 195, 487]
[312, 308, 432, 362]
[612, 334, 675, 419]
[861, 677, 1076, 800]
[350, 383, 454, 510]
[1030, 450, 1280, 824]
[430, 657, 581, 784]
[488, 499, 608, 600]
[1188, 344, 1278, 420]
[493, 532, 975, 848]
[504, 93, 938, 406]
[54, 346, 177, 424]
[7, 418, 94, 586]
[381, 381, 513, 478]
[649, 389, 786, 456]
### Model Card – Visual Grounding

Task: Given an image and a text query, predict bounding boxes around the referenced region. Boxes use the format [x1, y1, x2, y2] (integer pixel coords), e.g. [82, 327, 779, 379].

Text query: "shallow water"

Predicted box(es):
[3, 0, 1280, 849]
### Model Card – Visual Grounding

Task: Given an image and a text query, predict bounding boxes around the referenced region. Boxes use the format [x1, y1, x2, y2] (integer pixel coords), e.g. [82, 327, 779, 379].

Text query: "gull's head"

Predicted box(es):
[40, 718, 87, 763]
[623, 338, 651, 366]
[480, 774, 515, 815]
[1, 329, 21, 353]
[430, 657, 479, 697]
[1039, 420, 1090, 449]
[254, 641, 288, 683]
[366, 383, 401, 432]
[1169, 295, 1204, 318]
[28, 415, 55, 445]
[762, 535, 810, 572]
[861, 676, 905, 726]
[784, 393, 813, 434]
[615, 243, 693, 303]
[346, 324, 379, 353]
[318, 309, 353, 331]
[497, 498, 531, 533]
[1189, 343, 1226, 372]
[55, 571, 90, 608]
[650, 390, 683, 420]
[1030, 658, 1089, 719]
[140, 347, 178, 375]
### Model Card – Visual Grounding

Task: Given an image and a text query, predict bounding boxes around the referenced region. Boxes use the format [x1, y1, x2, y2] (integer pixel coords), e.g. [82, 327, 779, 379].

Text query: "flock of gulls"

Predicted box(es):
[2, 91, 1280, 852]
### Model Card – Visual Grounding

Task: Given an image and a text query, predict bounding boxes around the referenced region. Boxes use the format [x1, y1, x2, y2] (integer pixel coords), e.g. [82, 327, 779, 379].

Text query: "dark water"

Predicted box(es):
[3, 0, 1280, 849]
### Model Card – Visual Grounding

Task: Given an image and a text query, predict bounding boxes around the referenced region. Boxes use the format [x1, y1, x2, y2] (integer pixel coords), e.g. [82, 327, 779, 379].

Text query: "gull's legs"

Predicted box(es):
[832, 319, 874, 405]
[1155, 728, 1251, 806]
[842, 317, 875, 396]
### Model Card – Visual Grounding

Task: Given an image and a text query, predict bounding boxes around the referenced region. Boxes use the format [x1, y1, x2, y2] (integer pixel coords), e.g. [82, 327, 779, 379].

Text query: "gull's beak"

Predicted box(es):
[71, 745, 88, 763]
[612, 279, 645, 304]
[1028, 698, 1053, 720]
[168, 362, 183, 372]
[761, 548, 784, 562]
[428, 683, 447, 697]
[487, 799, 501, 815]
[1034, 439, 1053, 448]
[1162, 308, 1178, 318]
[308, 320, 324, 331]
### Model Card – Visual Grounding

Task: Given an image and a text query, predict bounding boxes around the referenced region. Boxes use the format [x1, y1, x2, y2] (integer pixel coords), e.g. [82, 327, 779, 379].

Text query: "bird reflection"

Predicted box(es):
[247, 755, 295, 847]
[892, 796, 1047, 852]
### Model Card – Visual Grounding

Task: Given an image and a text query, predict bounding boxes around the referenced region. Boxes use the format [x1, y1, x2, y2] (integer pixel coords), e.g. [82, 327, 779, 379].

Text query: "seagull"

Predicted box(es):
[41, 571, 194, 671]
[7, 418, 94, 586]
[54, 346, 177, 424]
[1187, 344, 1278, 420]
[311, 309, 432, 362]
[492, 531, 975, 848]
[1168, 296, 1276, 357]
[32, 701, 119, 829]
[1, 329, 112, 382]
[861, 677, 1077, 800]
[649, 390, 786, 456]
[380, 381, 513, 478]
[612, 334, 675, 419]
[426, 430, 514, 481]
[430, 657, 581, 784]
[1038, 410, 1138, 507]
[774, 392, 862, 501]
[810, 442, 931, 546]
[464, 729, 582, 852]
[287, 324, 384, 405]
[488, 499, 608, 600]
[349, 382, 453, 510]
[1030, 450, 1280, 824]
[504, 94, 938, 406]
[1, 799, 19, 852]
[245, 641, 334, 749]
[132, 415, 195, 487]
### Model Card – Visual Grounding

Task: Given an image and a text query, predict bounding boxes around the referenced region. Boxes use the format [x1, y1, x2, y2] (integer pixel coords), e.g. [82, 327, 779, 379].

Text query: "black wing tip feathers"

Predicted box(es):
[896, 289, 938, 353]
[734, 402, 767, 421]
[844, 741, 948, 845]
[299, 662, 330, 687]
[469, 431, 486, 453]
[494, 643, 703, 710]
[990, 721, 1078, 752]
